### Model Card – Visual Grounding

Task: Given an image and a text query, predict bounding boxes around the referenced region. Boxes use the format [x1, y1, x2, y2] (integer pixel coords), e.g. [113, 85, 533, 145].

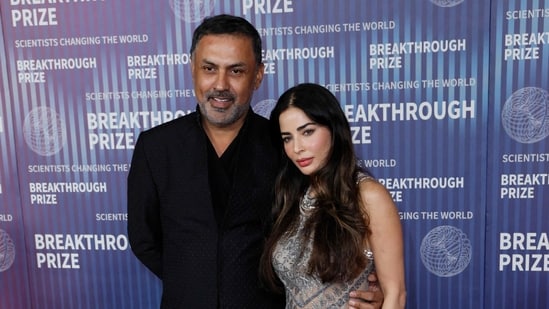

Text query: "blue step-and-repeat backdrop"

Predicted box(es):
[0, 1, 547, 308]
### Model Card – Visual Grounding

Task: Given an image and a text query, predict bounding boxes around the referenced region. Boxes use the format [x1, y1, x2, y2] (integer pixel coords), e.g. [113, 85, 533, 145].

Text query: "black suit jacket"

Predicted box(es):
[127, 109, 283, 308]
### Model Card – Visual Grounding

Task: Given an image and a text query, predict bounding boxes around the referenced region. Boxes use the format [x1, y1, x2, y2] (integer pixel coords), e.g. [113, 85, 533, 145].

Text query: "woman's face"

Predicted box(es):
[278, 106, 332, 176]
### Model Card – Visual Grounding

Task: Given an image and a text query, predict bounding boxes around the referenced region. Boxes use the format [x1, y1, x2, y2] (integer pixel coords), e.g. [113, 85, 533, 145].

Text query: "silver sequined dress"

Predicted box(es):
[272, 187, 375, 309]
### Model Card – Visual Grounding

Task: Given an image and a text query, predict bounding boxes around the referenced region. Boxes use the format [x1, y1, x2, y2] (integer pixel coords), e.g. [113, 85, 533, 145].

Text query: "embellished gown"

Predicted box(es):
[272, 188, 375, 308]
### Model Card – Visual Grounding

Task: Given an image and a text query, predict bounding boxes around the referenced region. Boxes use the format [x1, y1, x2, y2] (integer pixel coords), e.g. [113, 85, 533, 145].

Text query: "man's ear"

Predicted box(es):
[254, 63, 265, 90]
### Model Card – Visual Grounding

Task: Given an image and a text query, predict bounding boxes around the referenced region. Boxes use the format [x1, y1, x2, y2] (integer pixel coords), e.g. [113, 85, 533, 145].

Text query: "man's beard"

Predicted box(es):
[198, 90, 248, 127]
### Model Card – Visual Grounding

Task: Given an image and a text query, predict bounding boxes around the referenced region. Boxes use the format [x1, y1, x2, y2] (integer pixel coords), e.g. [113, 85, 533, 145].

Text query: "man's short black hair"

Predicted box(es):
[190, 14, 263, 65]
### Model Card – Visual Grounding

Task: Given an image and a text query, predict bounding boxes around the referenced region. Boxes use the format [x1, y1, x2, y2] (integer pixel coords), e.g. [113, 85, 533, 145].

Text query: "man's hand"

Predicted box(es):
[348, 272, 384, 309]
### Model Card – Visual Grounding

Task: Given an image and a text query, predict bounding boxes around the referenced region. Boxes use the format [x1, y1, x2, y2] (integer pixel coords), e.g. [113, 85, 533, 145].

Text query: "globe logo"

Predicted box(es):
[23, 106, 67, 156]
[0, 229, 15, 272]
[430, 0, 465, 7]
[253, 99, 277, 119]
[501, 87, 549, 144]
[169, 0, 217, 23]
[420, 225, 471, 277]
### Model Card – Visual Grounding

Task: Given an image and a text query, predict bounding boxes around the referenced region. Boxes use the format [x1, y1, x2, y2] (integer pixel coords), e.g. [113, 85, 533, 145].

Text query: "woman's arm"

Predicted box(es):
[360, 179, 406, 309]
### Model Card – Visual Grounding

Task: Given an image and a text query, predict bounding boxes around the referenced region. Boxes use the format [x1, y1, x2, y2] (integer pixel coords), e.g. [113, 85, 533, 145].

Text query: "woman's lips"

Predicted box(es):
[296, 158, 313, 167]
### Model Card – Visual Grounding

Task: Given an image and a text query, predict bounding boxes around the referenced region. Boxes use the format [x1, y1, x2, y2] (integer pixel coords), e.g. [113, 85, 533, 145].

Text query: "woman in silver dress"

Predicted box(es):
[260, 83, 406, 309]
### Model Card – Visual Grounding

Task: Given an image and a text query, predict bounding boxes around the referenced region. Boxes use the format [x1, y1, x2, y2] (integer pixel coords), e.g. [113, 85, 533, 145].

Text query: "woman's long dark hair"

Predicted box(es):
[260, 83, 371, 292]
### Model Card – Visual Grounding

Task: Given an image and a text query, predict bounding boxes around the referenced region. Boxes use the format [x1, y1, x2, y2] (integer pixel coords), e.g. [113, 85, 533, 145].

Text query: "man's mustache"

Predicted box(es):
[206, 90, 235, 101]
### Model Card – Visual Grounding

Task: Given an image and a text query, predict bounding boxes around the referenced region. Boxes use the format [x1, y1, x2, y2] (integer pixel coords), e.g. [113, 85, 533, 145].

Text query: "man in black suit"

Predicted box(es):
[127, 14, 382, 309]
